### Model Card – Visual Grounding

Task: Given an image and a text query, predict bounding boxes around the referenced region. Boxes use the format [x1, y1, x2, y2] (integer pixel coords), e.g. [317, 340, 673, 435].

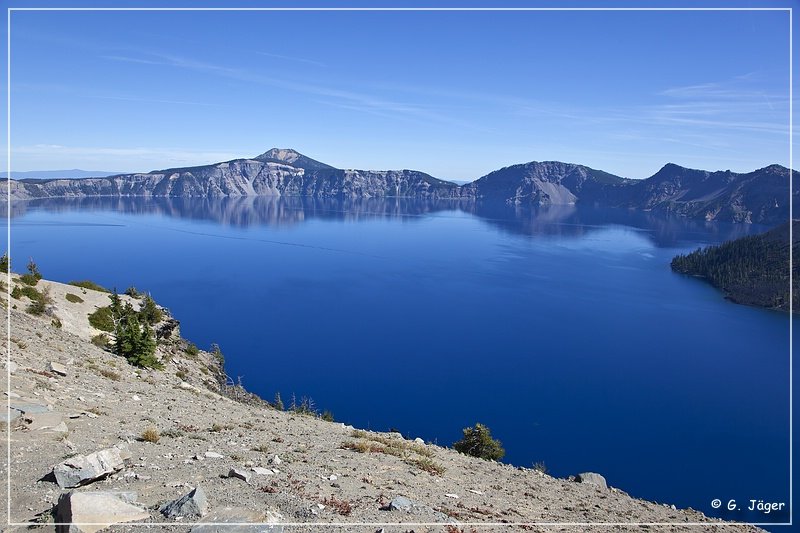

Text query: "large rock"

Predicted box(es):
[160, 486, 208, 519]
[55, 491, 149, 533]
[575, 472, 607, 489]
[387, 496, 414, 512]
[53, 445, 130, 488]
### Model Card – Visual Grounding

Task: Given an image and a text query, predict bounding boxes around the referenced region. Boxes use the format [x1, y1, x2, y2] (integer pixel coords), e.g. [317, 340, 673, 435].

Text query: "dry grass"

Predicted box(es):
[322, 496, 353, 516]
[140, 427, 160, 443]
[342, 430, 444, 475]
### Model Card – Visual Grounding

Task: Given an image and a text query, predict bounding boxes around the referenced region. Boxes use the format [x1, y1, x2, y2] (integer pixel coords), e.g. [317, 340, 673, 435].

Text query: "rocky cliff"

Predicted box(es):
[4, 148, 794, 224]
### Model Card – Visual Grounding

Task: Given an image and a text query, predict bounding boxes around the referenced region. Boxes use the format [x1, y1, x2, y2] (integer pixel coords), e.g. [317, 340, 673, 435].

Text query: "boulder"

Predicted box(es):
[204, 451, 223, 459]
[387, 496, 413, 512]
[53, 445, 130, 488]
[55, 491, 149, 533]
[160, 486, 208, 519]
[251, 467, 272, 476]
[575, 472, 607, 489]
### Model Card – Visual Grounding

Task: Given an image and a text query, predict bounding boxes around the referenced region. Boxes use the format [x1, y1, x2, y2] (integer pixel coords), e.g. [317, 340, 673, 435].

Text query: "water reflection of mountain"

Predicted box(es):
[7, 196, 764, 248]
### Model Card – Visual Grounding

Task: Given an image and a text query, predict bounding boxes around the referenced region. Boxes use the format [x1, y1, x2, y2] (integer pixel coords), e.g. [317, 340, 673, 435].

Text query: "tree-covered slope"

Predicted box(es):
[671, 220, 798, 311]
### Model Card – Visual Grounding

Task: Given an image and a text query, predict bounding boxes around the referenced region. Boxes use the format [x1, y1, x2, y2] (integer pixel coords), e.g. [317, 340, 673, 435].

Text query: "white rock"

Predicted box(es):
[445, 493, 459, 499]
[132, 395, 141, 401]
[269, 455, 281, 465]
[49, 360, 68, 375]
[204, 451, 223, 459]
[414, 437, 425, 444]
[251, 467, 272, 475]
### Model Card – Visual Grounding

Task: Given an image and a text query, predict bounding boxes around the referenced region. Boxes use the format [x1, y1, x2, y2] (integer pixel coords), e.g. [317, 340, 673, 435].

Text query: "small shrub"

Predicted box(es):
[453, 423, 505, 461]
[404, 456, 445, 476]
[252, 443, 270, 453]
[140, 427, 160, 443]
[322, 496, 353, 516]
[88, 306, 114, 332]
[176, 370, 187, 381]
[320, 410, 334, 422]
[161, 428, 185, 438]
[91, 333, 110, 349]
[51, 317, 62, 329]
[27, 286, 52, 316]
[64, 293, 84, 304]
[184, 342, 199, 358]
[0, 252, 8, 273]
[68, 280, 110, 293]
[98, 368, 121, 381]
[14, 284, 41, 301]
[10, 286, 21, 299]
[19, 273, 39, 286]
[124, 286, 141, 298]
[532, 461, 548, 474]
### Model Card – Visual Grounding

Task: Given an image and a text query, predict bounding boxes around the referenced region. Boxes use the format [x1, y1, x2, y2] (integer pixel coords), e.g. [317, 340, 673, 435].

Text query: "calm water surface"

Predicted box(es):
[6, 197, 792, 524]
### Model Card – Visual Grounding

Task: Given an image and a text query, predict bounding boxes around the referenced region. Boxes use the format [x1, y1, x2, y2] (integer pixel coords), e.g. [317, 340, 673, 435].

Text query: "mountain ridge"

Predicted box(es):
[4, 148, 794, 224]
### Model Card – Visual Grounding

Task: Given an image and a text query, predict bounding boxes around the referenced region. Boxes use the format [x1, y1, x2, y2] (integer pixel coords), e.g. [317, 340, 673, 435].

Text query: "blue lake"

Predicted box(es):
[5, 197, 793, 525]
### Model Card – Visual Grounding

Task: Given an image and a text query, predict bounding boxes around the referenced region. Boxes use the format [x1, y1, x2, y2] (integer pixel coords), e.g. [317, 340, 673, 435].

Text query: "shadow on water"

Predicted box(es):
[6, 195, 766, 248]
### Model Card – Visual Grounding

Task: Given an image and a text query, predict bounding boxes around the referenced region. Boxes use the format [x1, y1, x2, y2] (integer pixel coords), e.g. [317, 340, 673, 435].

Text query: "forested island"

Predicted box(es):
[671, 220, 798, 312]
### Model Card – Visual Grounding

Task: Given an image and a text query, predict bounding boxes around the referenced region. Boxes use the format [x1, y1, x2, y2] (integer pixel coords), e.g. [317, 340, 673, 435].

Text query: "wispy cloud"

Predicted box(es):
[254, 51, 326, 68]
[101, 51, 484, 130]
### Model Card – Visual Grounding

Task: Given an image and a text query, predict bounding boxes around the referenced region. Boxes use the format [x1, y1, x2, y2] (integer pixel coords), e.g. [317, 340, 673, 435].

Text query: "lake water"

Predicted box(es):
[5, 197, 793, 525]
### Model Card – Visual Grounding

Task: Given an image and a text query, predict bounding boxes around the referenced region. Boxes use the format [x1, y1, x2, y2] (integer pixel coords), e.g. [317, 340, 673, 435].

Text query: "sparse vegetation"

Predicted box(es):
[453, 423, 505, 461]
[320, 410, 334, 422]
[50, 317, 62, 329]
[532, 461, 548, 474]
[139, 294, 163, 325]
[0, 252, 8, 273]
[68, 280, 110, 293]
[252, 443, 270, 453]
[341, 430, 443, 475]
[184, 342, 199, 358]
[19, 258, 43, 286]
[98, 368, 121, 381]
[404, 456, 446, 475]
[88, 306, 115, 332]
[140, 427, 160, 443]
[91, 334, 110, 349]
[124, 286, 141, 298]
[64, 293, 84, 304]
[27, 286, 52, 316]
[322, 496, 353, 516]
[176, 369, 187, 380]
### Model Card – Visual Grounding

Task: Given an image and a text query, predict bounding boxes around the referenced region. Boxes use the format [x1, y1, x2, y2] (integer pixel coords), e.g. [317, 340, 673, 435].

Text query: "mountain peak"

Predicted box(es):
[253, 148, 336, 170]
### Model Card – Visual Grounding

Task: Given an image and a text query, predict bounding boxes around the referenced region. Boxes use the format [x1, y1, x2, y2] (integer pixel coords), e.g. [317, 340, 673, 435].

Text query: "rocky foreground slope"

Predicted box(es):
[4, 148, 795, 224]
[0, 276, 765, 532]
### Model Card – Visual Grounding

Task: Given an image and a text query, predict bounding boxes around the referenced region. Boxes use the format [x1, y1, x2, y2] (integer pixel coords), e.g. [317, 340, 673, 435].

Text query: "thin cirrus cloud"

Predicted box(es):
[99, 51, 483, 130]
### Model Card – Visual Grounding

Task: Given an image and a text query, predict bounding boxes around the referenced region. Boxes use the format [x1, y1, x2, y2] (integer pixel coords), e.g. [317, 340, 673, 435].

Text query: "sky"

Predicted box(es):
[1, 1, 796, 181]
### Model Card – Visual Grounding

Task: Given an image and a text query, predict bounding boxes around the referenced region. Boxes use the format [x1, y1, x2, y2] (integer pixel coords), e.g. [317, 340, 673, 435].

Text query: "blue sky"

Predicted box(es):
[2, 1, 796, 181]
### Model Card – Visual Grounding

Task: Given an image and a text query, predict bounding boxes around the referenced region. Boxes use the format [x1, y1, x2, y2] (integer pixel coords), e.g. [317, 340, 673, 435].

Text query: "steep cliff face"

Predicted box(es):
[463, 161, 629, 206]
[605, 163, 793, 224]
[5, 149, 795, 224]
[8, 151, 463, 200]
